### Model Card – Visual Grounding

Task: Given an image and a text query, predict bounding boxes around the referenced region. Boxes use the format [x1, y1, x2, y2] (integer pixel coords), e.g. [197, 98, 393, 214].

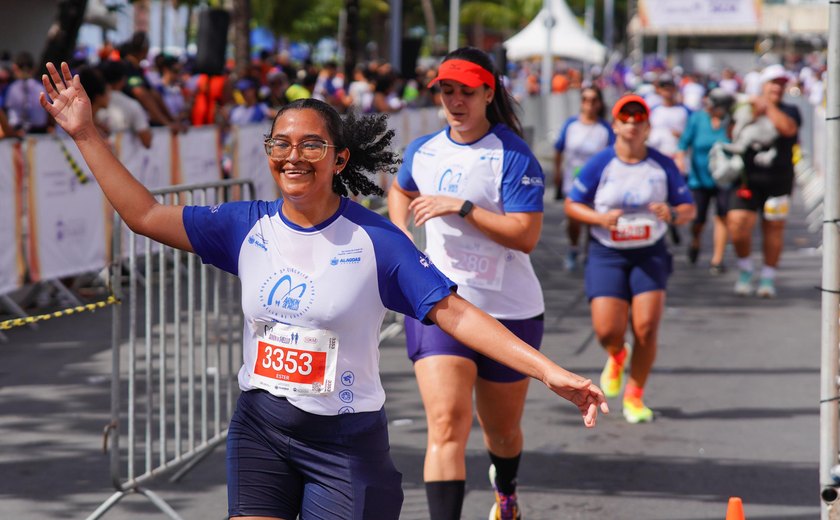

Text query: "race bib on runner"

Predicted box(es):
[249, 322, 339, 397]
[446, 241, 507, 291]
[611, 215, 656, 245]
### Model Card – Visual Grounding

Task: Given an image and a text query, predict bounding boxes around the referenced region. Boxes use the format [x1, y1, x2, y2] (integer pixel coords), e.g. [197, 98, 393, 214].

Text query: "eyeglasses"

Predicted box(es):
[615, 111, 649, 124]
[263, 138, 336, 162]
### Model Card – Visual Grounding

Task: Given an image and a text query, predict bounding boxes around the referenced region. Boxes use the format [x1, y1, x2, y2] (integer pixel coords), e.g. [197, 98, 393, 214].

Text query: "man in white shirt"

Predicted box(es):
[98, 60, 152, 149]
[648, 74, 690, 159]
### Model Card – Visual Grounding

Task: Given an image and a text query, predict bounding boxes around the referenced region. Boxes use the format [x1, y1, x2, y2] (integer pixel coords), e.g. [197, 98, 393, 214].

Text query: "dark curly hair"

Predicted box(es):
[268, 99, 401, 197]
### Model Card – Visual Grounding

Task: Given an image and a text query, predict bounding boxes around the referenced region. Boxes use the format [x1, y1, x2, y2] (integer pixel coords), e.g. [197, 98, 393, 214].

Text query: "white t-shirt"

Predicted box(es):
[554, 117, 615, 196]
[569, 147, 694, 249]
[648, 104, 690, 158]
[183, 197, 455, 415]
[97, 90, 150, 134]
[396, 124, 545, 320]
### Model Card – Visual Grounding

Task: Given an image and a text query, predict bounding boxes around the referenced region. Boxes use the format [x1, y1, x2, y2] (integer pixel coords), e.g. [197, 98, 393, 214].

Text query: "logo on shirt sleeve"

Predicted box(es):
[521, 175, 544, 187]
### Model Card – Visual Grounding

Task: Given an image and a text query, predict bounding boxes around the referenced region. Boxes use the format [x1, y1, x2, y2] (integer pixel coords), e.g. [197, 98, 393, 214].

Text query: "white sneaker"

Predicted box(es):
[756, 278, 776, 298]
[734, 270, 754, 296]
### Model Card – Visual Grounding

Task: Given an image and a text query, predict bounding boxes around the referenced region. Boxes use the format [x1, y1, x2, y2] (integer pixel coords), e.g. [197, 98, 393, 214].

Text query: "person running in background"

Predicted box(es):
[675, 88, 735, 274]
[553, 85, 615, 271]
[41, 60, 607, 520]
[388, 47, 555, 520]
[565, 94, 695, 424]
[729, 64, 800, 298]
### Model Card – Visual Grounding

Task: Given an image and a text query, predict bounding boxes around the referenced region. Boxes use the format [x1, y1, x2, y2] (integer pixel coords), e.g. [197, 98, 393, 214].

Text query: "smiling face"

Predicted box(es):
[439, 79, 494, 143]
[266, 108, 347, 206]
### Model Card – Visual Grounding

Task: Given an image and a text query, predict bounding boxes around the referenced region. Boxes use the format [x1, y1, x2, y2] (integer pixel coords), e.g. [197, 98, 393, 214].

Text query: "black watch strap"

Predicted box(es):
[458, 200, 474, 218]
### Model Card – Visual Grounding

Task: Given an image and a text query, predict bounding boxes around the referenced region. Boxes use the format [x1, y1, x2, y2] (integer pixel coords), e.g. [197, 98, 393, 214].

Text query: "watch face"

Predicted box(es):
[459, 200, 473, 217]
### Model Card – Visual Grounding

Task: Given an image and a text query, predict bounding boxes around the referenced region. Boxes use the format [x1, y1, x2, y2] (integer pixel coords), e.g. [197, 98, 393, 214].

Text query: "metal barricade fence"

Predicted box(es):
[89, 179, 254, 520]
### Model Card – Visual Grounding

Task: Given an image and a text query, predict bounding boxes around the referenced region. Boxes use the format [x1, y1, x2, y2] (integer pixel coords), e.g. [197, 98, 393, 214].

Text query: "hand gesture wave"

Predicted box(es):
[38, 62, 94, 139]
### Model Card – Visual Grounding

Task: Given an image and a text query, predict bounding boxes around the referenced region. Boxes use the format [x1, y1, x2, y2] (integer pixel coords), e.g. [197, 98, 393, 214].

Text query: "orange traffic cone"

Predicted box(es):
[726, 497, 745, 520]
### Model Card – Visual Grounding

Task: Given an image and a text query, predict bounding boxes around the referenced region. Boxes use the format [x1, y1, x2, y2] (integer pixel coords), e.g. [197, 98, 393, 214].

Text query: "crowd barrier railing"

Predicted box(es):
[89, 179, 254, 520]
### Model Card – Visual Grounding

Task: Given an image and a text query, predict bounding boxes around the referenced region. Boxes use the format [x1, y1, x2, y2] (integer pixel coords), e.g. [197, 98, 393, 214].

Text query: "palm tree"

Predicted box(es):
[232, 0, 251, 76]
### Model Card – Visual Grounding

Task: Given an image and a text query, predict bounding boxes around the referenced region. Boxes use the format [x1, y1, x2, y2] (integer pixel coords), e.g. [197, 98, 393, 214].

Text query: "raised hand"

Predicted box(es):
[38, 62, 94, 140]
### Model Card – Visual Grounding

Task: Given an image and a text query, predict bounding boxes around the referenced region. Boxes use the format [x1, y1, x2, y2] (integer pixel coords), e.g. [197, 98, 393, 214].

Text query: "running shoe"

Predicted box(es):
[488, 465, 522, 520]
[734, 270, 754, 296]
[564, 250, 578, 271]
[623, 395, 654, 424]
[599, 343, 630, 398]
[687, 245, 700, 265]
[709, 263, 727, 276]
[756, 277, 776, 298]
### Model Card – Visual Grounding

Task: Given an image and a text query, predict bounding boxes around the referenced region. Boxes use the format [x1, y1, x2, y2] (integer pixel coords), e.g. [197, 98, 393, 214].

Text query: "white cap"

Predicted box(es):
[760, 64, 788, 85]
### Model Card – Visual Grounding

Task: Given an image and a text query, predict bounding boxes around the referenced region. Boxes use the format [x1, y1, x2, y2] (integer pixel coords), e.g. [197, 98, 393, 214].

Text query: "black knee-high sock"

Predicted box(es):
[489, 451, 521, 495]
[425, 480, 465, 520]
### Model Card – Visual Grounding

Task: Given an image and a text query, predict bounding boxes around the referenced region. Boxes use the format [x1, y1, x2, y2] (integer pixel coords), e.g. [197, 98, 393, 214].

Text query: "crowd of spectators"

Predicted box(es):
[0, 31, 444, 146]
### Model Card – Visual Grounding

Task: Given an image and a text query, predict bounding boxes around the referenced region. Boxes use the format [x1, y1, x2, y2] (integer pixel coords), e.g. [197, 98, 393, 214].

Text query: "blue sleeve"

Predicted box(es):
[395, 132, 437, 192]
[183, 200, 270, 276]
[649, 149, 694, 206]
[498, 128, 544, 213]
[554, 118, 574, 152]
[345, 205, 456, 323]
[569, 148, 614, 204]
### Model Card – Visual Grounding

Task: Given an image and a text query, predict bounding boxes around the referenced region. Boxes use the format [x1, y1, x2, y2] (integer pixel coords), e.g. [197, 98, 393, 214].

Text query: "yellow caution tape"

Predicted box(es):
[0, 295, 120, 331]
[54, 136, 90, 184]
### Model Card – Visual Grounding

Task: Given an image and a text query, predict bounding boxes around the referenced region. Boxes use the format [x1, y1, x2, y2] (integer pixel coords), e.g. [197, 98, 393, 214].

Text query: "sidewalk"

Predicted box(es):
[0, 193, 821, 519]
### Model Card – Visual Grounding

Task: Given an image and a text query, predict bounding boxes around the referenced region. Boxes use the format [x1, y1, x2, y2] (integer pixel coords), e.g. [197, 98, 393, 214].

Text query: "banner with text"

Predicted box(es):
[235, 124, 278, 202]
[28, 137, 107, 281]
[638, 0, 761, 31]
[0, 140, 21, 295]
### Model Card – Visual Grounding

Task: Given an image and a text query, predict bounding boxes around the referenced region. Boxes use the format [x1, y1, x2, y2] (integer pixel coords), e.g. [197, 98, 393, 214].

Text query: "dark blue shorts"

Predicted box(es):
[584, 239, 672, 302]
[404, 315, 544, 383]
[227, 390, 403, 519]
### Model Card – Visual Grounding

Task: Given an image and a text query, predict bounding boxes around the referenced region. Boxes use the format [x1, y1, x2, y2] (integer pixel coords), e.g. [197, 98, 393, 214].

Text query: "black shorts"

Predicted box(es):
[691, 187, 731, 224]
[728, 182, 792, 213]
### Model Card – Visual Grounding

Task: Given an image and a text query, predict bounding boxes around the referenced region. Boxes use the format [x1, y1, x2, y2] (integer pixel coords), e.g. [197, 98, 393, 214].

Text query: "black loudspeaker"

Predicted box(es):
[195, 9, 230, 75]
[400, 37, 422, 78]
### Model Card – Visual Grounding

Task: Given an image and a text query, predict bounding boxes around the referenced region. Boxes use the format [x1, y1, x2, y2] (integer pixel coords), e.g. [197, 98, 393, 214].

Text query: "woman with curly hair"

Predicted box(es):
[388, 47, 568, 520]
[40, 60, 607, 520]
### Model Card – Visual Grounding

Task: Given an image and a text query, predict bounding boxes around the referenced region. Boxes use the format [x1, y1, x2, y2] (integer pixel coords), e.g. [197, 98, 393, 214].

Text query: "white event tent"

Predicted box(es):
[503, 0, 606, 64]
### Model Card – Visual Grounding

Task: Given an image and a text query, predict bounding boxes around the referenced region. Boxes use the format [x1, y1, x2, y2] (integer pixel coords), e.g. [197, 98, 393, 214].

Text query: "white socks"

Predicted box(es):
[736, 257, 753, 273]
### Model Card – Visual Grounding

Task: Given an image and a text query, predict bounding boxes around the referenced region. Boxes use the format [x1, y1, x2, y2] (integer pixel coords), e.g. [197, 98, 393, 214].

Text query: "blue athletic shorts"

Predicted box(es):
[404, 314, 544, 383]
[584, 238, 672, 301]
[227, 390, 403, 519]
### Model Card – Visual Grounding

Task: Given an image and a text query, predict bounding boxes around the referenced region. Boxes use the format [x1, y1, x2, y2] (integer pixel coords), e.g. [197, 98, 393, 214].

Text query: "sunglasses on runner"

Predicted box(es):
[615, 110, 649, 124]
[263, 138, 337, 162]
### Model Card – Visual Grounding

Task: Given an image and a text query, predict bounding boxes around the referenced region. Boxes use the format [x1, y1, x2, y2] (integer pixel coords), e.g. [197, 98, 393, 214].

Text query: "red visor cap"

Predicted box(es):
[428, 59, 495, 89]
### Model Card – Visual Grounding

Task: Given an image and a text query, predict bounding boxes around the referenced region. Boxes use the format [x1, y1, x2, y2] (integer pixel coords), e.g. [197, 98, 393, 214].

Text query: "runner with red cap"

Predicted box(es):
[388, 47, 586, 520]
[566, 94, 696, 424]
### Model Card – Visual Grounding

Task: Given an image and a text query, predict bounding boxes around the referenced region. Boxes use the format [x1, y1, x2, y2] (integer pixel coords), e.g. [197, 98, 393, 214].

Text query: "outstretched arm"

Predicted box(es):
[427, 293, 609, 427]
[39, 62, 192, 252]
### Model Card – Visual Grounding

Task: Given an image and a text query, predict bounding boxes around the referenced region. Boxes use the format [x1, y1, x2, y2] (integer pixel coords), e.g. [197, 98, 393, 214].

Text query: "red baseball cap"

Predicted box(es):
[428, 59, 495, 89]
[611, 94, 650, 119]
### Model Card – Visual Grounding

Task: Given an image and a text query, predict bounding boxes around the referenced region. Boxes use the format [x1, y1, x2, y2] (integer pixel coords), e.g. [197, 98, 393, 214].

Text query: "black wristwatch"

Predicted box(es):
[669, 207, 678, 223]
[458, 200, 474, 218]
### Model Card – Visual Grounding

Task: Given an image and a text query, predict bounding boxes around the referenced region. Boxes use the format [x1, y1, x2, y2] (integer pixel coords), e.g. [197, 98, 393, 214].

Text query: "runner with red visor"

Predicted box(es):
[565, 94, 696, 424]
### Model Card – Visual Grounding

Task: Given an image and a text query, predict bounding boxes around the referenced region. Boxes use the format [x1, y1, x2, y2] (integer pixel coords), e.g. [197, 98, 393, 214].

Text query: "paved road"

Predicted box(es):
[0, 194, 821, 519]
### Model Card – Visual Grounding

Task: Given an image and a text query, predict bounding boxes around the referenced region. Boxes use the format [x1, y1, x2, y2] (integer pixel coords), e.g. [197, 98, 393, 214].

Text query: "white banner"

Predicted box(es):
[120, 130, 172, 190]
[235, 124, 278, 202]
[0, 140, 20, 295]
[178, 127, 221, 205]
[28, 137, 107, 281]
[639, 0, 760, 30]
[117, 131, 172, 258]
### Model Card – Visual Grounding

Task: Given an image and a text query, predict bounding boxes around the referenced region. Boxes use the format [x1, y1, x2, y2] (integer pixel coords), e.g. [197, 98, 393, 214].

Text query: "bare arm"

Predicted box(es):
[427, 293, 608, 427]
[408, 194, 543, 253]
[387, 182, 418, 239]
[39, 62, 192, 252]
[131, 86, 174, 127]
[553, 151, 563, 195]
[565, 200, 622, 229]
[764, 102, 798, 138]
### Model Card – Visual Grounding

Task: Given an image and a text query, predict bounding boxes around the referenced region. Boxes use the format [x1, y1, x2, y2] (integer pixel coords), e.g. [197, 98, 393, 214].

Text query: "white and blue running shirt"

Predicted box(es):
[569, 147, 693, 249]
[554, 117, 615, 196]
[183, 197, 456, 416]
[396, 124, 545, 319]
